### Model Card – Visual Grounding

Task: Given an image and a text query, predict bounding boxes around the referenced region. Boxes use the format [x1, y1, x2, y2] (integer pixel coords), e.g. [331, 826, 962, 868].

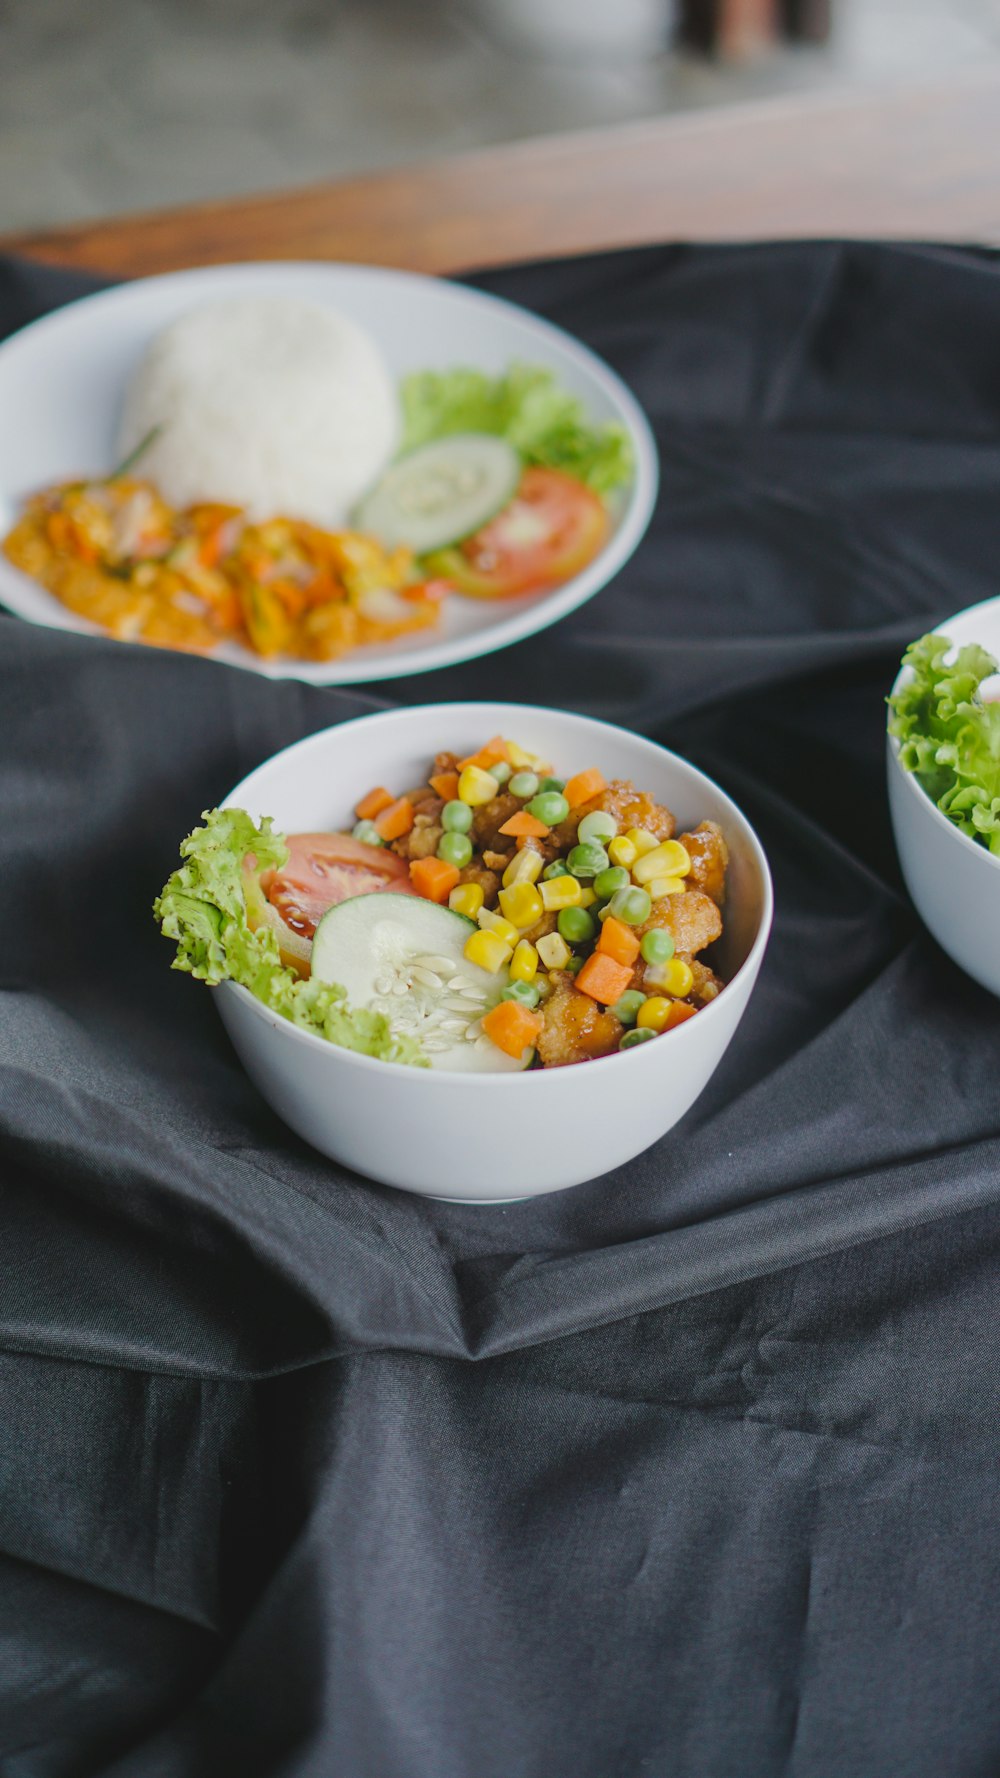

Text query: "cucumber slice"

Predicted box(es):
[310, 892, 529, 1073]
[354, 435, 521, 553]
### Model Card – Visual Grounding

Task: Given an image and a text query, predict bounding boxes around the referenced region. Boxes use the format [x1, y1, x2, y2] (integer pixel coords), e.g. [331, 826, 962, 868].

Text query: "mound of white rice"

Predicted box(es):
[117, 296, 399, 525]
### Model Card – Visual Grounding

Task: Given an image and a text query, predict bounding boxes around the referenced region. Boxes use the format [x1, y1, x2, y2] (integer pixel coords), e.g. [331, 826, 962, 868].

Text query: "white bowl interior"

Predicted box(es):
[0, 262, 657, 684]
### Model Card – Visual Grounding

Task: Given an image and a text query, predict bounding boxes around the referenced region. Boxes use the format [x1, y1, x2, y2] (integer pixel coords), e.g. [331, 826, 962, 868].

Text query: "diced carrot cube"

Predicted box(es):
[597, 916, 641, 967]
[355, 785, 395, 821]
[663, 1000, 698, 1030]
[409, 856, 461, 903]
[481, 999, 544, 1060]
[498, 811, 551, 839]
[459, 735, 510, 772]
[429, 772, 460, 801]
[374, 796, 415, 841]
[564, 768, 607, 810]
[575, 952, 634, 1006]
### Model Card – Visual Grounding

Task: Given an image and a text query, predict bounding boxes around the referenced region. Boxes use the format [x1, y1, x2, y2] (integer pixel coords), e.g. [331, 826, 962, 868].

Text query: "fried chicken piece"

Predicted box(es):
[536, 975, 623, 1068]
[689, 958, 725, 1004]
[400, 814, 443, 861]
[639, 888, 722, 959]
[678, 821, 728, 907]
[471, 792, 520, 853]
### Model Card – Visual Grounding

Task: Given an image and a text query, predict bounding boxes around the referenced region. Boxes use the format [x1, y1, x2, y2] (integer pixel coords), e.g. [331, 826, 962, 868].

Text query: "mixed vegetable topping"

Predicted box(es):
[4, 363, 633, 662]
[889, 632, 1000, 854]
[155, 735, 728, 1072]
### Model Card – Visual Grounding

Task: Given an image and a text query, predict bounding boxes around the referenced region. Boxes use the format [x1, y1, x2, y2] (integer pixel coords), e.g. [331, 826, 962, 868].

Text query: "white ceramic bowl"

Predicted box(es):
[216, 703, 773, 1201]
[0, 261, 657, 684]
[887, 595, 1000, 999]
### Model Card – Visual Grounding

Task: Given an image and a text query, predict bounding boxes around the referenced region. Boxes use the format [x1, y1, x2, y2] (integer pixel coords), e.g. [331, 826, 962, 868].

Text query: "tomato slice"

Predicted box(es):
[262, 832, 415, 940]
[426, 467, 609, 599]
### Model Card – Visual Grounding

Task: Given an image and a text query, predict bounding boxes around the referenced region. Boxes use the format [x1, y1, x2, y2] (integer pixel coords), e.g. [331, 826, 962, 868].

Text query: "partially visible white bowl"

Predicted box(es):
[214, 702, 773, 1202]
[887, 595, 1000, 998]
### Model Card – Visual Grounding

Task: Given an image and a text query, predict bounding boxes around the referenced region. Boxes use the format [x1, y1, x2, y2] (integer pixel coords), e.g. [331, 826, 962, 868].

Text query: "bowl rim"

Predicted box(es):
[0, 259, 659, 686]
[886, 596, 1000, 876]
[216, 699, 775, 1088]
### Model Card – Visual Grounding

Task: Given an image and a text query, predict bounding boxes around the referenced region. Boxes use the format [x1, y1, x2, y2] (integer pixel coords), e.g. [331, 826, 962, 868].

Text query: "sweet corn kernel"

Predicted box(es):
[539, 874, 583, 912]
[626, 828, 660, 856]
[449, 882, 485, 920]
[577, 886, 597, 909]
[607, 835, 637, 870]
[478, 907, 519, 946]
[509, 940, 539, 983]
[502, 847, 543, 888]
[645, 958, 694, 997]
[458, 764, 500, 806]
[506, 742, 550, 773]
[660, 840, 692, 875]
[538, 932, 573, 970]
[498, 883, 545, 930]
[646, 874, 686, 900]
[464, 929, 513, 973]
[632, 840, 691, 884]
[636, 996, 672, 1032]
[633, 840, 692, 885]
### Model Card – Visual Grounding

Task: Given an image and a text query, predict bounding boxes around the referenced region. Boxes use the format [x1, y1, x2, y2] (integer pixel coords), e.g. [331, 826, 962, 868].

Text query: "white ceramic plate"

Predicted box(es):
[0, 261, 657, 683]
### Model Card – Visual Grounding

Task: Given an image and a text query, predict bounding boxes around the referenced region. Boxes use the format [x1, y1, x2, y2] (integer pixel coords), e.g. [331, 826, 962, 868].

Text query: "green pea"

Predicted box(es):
[612, 989, 647, 1026]
[558, 906, 596, 945]
[543, 859, 569, 880]
[442, 799, 473, 834]
[509, 771, 539, 799]
[538, 777, 565, 794]
[502, 980, 542, 1008]
[640, 928, 675, 965]
[608, 885, 652, 926]
[490, 761, 512, 785]
[594, 866, 630, 901]
[619, 1026, 656, 1050]
[527, 791, 570, 827]
[578, 810, 618, 845]
[438, 831, 473, 868]
[564, 955, 583, 976]
[352, 820, 384, 846]
[567, 842, 610, 879]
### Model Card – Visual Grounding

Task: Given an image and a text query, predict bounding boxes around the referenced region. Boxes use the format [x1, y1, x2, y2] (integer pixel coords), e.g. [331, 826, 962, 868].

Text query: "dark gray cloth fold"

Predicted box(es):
[1, 243, 997, 1777]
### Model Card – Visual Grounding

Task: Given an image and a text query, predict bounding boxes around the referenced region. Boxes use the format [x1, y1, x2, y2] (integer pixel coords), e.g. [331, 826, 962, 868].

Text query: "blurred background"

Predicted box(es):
[1, 0, 998, 233]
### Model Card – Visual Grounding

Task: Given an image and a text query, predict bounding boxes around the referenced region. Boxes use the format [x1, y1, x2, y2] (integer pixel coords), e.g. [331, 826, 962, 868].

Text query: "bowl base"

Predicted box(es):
[425, 1193, 528, 1206]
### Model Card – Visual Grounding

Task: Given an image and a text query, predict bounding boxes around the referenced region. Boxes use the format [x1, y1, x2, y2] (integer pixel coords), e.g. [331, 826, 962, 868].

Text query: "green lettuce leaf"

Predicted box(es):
[153, 807, 428, 1066]
[400, 363, 634, 493]
[888, 632, 1000, 855]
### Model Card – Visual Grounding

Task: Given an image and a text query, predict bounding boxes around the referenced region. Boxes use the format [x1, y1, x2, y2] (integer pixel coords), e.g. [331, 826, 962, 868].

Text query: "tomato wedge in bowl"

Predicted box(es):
[425, 467, 609, 600]
[251, 832, 415, 972]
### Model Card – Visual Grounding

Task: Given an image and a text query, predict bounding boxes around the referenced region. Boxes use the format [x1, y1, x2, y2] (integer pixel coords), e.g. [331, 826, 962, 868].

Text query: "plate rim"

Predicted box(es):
[0, 258, 659, 684]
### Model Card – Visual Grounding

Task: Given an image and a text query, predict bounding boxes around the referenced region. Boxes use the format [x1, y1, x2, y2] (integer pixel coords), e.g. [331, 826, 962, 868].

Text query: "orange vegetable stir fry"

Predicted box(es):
[2, 476, 443, 659]
[346, 737, 730, 1066]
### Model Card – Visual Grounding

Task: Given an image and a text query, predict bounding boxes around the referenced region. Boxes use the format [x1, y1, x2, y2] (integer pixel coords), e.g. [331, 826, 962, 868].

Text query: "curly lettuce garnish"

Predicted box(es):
[888, 632, 1000, 854]
[400, 363, 634, 494]
[153, 807, 428, 1065]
